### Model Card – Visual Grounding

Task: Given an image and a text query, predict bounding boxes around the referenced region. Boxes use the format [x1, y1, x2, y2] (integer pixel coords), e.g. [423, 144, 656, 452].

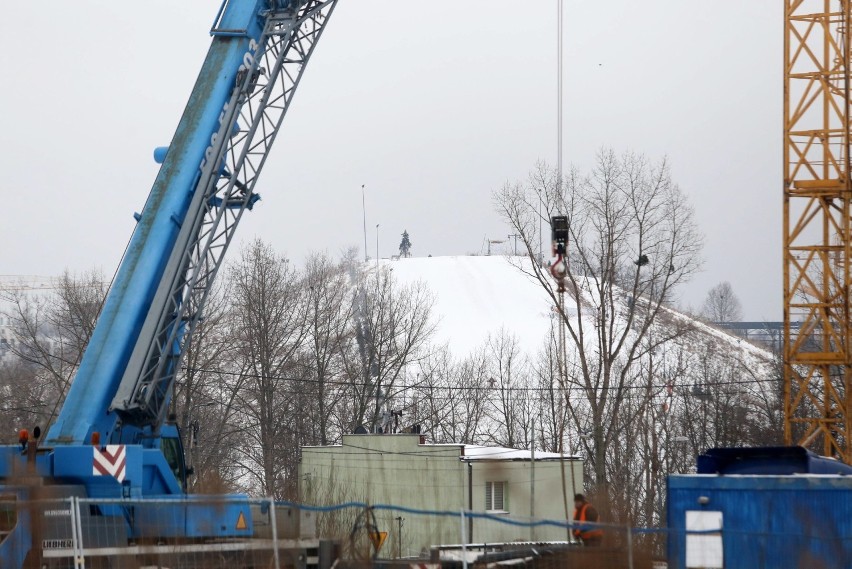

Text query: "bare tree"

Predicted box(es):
[533, 325, 573, 453]
[494, 150, 703, 510]
[411, 346, 490, 444]
[482, 329, 534, 448]
[228, 239, 308, 498]
[1, 269, 107, 432]
[0, 358, 46, 441]
[702, 281, 743, 323]
[172, 281, 245, 493]
[615, 325, 780, 528]
[449, 351, 491, 444]
[301, 251, 354, 445]
[407, 345, 456, 442]
[674, 338, 779, 457]
[618, 324, 690, 528]
[342, 266, 435, 432]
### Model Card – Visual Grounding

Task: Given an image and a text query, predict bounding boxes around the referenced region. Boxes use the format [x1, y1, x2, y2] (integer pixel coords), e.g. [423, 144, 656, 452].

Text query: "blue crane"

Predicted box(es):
[0, 0, 337, 566]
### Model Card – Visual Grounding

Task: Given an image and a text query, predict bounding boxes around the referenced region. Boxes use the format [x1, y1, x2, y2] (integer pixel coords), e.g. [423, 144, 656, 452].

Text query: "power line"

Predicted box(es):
[182, 365, 781, 395]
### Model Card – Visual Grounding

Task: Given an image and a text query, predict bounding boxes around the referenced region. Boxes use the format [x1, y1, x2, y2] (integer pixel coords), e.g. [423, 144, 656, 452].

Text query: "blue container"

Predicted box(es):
[667, 448, 852, 569]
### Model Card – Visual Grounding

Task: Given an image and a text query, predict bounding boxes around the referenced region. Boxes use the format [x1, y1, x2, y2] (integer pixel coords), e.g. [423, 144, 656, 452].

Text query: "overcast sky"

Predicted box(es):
[0, 1, 780, 320]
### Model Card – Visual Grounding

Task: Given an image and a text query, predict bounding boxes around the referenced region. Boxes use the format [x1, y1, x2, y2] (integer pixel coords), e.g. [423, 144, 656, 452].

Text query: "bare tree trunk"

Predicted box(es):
[303, 252, 354, 445]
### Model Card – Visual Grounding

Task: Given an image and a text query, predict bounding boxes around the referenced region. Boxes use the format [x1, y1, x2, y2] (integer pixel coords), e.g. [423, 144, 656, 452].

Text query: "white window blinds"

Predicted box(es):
[485, 481, 506, 511]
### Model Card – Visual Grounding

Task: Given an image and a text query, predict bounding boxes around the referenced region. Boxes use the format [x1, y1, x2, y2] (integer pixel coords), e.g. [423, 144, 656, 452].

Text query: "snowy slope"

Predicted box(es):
[383, 255, 774, 364]
[381, 255, 556, 355]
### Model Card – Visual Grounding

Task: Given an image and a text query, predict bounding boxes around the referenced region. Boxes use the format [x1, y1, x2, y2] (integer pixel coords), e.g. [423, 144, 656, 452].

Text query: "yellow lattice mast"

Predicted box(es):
[784, 1, 852, 463]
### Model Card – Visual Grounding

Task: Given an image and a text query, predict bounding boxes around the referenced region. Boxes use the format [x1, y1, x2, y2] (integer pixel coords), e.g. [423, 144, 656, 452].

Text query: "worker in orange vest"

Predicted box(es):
[572, 493, 603, 546]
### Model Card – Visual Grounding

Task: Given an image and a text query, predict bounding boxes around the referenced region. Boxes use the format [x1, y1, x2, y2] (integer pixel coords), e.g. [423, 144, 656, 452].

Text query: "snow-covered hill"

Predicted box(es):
[382, 254, 773, 365]
[381, 255, 554, 355]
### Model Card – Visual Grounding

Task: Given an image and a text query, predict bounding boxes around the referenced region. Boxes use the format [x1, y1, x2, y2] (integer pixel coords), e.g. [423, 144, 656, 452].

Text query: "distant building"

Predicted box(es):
[0, 313, 13, 356]
[299, 434, 583, 556]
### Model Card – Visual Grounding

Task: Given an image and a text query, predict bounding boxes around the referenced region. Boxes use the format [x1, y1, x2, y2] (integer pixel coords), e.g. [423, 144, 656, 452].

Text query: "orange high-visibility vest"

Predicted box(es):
[573, 503, 604, 540]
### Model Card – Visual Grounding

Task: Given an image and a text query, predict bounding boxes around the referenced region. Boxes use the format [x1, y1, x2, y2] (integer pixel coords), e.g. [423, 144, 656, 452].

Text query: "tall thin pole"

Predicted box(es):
[549, 8, 570, 519]
[530, 420, 536, 542]
[460, 509, 468, 569]
[362, 184, 368, 262]
[396, 516, 403, 558]
[558, 290, 572, 542]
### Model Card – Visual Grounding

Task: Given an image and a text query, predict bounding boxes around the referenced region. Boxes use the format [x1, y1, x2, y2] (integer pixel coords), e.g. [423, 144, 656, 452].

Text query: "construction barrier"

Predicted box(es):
[2, 497, 851, 568]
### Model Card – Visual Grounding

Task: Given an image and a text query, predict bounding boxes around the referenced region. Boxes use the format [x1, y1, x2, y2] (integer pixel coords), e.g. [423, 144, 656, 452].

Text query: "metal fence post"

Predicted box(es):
[68, 497, 78, 569]
[269, 498, 281, 569]
[460, 509, 468, 569]
[72, 496, 86, 569]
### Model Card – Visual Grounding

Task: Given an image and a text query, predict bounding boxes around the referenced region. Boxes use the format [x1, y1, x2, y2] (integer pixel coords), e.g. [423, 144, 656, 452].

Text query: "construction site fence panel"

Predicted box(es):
[2, 497, 852, 568]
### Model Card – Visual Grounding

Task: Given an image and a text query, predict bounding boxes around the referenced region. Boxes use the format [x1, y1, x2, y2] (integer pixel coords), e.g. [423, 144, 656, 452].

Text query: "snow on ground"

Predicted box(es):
[381, 255, 555, 355]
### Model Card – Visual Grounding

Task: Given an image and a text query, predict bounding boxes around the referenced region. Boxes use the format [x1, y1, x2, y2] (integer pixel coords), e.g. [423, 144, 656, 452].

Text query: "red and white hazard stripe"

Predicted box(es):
[93, 445, 127, 483]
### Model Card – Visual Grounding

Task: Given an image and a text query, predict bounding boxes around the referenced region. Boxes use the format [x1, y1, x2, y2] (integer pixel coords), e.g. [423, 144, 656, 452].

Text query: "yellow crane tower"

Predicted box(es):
[784, 2, 852, 463]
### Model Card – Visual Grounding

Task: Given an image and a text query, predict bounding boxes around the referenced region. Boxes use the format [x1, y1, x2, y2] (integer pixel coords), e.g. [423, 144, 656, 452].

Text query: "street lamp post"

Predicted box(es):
[508, 234, 520, 255]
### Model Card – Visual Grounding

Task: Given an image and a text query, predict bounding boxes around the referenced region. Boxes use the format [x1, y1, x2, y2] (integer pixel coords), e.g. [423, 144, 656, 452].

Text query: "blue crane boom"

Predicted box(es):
[0, 1, 337, 566]
[47, 0, 336, 447]
[47, 0, 266, 447]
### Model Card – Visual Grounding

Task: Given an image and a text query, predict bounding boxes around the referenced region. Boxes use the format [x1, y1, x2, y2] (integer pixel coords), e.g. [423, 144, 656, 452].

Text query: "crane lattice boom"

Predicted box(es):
[784, 1, 852, 463]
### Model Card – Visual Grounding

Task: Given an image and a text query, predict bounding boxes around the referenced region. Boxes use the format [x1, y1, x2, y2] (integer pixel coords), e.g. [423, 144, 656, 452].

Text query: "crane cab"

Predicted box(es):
[159, 421, 190, 491]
